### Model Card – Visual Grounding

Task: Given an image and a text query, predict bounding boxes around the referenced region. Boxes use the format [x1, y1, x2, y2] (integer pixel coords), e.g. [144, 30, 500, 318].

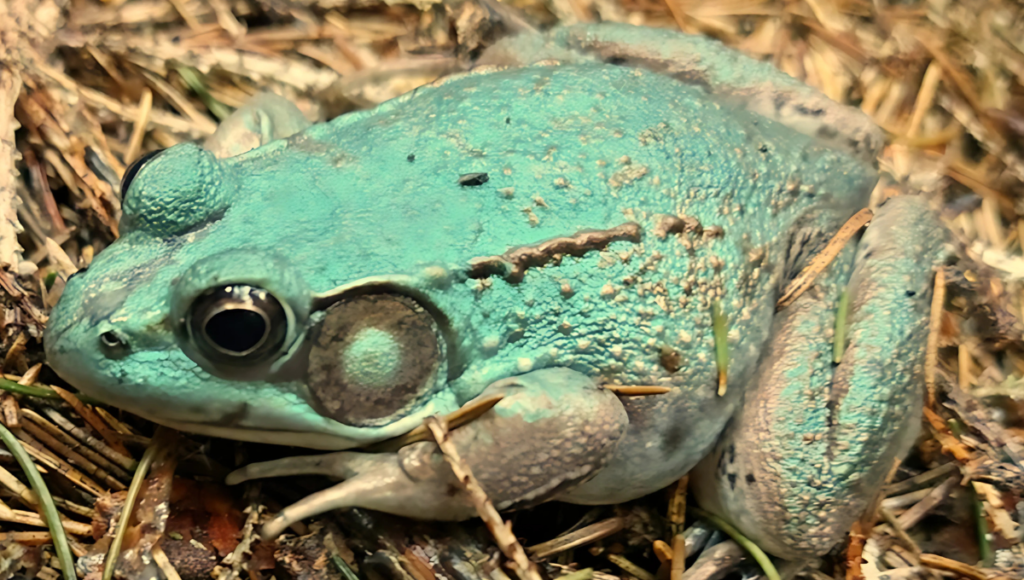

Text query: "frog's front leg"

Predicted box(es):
[226, 368, 628, 539]
[692, 195, 948, 560]
[202, 92, 311, 159]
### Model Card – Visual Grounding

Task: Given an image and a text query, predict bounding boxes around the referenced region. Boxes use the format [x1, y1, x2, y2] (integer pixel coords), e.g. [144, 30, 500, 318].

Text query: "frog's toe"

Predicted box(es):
[693, 195, 949, 559]
[234, 368, 628, 537]
[226, 451, 375, 484]
[253, 445, 477, 540]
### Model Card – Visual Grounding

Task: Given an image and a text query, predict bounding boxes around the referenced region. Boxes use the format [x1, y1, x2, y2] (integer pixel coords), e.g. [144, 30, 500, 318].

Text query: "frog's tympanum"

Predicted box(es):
[46, 24, 949, 559]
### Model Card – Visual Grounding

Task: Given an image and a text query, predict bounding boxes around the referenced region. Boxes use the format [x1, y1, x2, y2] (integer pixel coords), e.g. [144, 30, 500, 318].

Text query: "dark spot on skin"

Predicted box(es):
[863, 251, 874, 261]
[906, 290, 917, 297]
[215, 402, 252, 428]
[797, 105, 825, 117]
[816, 125, 839, 139]
[659, 346, 681, 373]
[727, 443, 736, 464]
[826, 397, 839, 428]
[407, 153, 415, 162]
[728, 473, 737, 490]
[774, 93, 788, 112]
[716, 450, 727, 473]
[467, 222, 643, 283]
[662, 423, 685, 451]
[458, 173, 489, 186]
[746, 473, 756, 484]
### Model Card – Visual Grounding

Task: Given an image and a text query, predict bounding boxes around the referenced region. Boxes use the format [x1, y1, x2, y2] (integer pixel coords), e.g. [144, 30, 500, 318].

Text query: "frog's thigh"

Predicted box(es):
[692, 195, 946, 560]
[556, 383, 738, 505]
[228, 368, 628, 538]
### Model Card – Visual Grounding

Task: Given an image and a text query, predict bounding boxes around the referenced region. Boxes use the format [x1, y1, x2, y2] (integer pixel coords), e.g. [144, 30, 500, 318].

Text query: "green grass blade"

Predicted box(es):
[690, 507, 780, 580]
[102, 426, 170, 580]
[0, 378, 104, 406]
[0, 421, 76, 580]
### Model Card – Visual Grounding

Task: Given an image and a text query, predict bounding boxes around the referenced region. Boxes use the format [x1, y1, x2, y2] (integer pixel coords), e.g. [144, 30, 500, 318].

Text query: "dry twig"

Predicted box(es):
[425, 415, 541, 580]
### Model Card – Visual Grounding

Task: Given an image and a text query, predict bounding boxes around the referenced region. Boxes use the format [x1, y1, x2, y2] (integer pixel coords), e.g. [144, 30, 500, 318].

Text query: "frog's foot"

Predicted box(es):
[692, 195, 949, 560]
[226, 368, 628, 539]
[202, 93, 311, 159]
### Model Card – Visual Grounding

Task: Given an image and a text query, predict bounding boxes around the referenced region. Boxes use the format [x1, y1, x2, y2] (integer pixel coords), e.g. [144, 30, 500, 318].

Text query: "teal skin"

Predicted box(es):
[44, 24, 948, 559]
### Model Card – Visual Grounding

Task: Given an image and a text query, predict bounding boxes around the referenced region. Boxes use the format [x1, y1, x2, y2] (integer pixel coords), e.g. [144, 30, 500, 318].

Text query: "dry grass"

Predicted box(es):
[1, 0, 1023, 579]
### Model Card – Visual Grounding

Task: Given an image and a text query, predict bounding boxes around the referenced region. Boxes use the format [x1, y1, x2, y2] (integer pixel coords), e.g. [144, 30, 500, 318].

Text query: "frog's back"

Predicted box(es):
[220, 60, 872, 291]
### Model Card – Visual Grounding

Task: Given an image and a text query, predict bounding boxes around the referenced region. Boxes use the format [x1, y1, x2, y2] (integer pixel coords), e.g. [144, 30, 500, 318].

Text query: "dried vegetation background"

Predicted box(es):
[1, 0, 1023, 579]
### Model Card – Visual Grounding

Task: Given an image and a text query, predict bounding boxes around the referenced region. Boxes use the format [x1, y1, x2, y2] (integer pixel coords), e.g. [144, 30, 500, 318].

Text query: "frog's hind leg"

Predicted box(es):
[691, 195, 948, 560]
[226, 368, 628, 539]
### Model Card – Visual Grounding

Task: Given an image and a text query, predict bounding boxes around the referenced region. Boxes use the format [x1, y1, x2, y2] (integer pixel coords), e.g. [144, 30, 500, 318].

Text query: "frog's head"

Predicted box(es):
[45, 143, 458, 449]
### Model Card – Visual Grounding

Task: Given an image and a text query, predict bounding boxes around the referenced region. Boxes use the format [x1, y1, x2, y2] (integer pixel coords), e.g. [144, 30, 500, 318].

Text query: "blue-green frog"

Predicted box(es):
[44, 23, 948, 560]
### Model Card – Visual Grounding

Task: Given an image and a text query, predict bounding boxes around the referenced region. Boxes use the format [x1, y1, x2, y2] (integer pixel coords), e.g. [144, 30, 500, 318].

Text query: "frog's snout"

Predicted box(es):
[44, 279, 133, 400]
[47, 273, 112, 354]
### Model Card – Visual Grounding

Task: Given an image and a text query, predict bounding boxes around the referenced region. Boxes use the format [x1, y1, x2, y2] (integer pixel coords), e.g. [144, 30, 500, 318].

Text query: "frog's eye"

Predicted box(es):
[307, 294, 447, 427]
[187, 284, 289, 363]
[119, 149, 165, 200]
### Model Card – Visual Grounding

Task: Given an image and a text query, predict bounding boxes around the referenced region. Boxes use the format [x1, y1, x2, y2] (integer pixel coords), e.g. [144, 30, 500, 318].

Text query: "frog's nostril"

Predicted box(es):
[100, 331, 125, 349]
[98, 330, 132, 359]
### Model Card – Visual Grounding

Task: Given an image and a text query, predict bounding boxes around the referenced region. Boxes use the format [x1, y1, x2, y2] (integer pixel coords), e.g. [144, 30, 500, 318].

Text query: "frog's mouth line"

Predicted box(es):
[153, 418, 364, 450]
[153, 385, 449, 451]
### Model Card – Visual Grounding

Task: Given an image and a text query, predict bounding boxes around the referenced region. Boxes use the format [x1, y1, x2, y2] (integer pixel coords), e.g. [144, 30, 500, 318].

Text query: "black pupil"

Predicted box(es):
[205, 309, 267, 354]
